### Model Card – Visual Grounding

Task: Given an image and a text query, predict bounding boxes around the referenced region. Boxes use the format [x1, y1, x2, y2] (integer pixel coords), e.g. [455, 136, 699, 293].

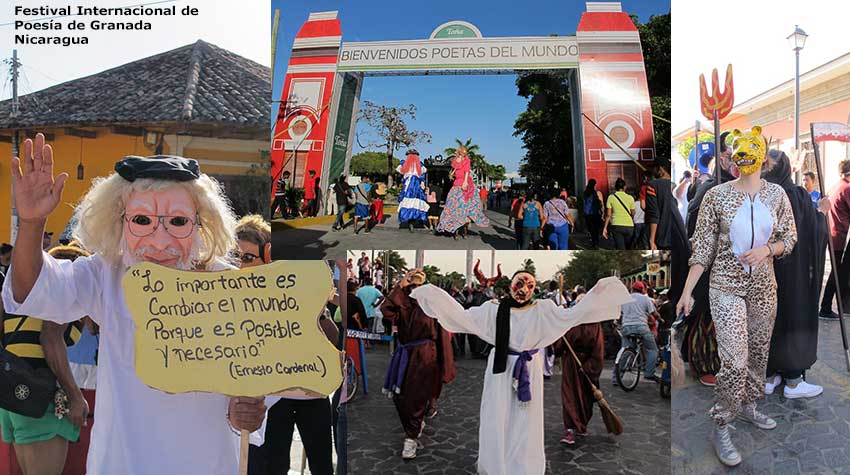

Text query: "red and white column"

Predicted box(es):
[577, 2, 656, 194]
[271, 11, 342, 195]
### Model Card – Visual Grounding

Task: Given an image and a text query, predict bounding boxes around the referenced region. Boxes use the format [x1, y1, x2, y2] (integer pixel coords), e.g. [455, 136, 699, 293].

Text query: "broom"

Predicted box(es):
[560, 335, 625, 435]
[557, 275, 624, 435]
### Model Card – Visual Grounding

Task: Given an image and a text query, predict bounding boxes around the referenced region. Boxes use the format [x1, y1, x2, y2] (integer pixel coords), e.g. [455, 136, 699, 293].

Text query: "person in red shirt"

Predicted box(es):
[820, 160, 850, 319]
[302, 170, 317, 217]
[507, 192, 526, 249]
[479, 186, 489, 211]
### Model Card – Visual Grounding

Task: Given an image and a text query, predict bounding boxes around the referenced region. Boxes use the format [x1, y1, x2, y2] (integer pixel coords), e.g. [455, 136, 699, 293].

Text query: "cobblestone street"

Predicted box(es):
[347, 343, 670, 474]
[672, 318, 850, 475]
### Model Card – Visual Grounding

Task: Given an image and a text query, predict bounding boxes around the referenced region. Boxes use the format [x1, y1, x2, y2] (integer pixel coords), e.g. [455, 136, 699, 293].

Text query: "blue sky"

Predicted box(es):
[272, 0, 668, 175]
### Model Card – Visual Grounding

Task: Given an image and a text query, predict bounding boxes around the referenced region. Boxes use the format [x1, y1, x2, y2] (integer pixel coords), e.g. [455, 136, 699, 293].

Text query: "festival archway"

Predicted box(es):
[271, 2, 656, 197]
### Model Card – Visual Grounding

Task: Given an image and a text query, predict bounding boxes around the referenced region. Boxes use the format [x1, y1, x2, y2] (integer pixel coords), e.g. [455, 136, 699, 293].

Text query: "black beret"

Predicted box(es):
[0, 243, 12, 254]
[406, 149, 419, 156]
[114, 155, 200, 182]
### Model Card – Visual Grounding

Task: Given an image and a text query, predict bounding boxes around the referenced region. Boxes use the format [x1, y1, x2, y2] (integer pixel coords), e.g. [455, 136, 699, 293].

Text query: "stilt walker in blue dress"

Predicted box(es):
[397, 150, 430, 232]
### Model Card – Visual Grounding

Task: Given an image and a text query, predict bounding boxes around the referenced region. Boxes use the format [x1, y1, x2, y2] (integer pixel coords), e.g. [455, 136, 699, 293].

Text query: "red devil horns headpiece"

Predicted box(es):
[474, 259, 503, 288]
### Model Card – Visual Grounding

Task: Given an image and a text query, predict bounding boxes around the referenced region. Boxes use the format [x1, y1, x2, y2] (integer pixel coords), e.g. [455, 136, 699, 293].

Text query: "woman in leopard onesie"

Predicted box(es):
[676, 126, 797, 467]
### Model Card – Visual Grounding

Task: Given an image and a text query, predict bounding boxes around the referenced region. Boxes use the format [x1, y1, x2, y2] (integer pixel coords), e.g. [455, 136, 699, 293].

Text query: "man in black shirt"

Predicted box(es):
[332, 176, 352, 231]
[645, 164, 686, 252]
[346, 280, 367, 330]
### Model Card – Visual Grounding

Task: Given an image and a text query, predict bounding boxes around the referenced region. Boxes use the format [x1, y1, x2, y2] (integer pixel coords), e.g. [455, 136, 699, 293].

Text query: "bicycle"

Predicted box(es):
[614, 331, 645, 391]
[340, 353, 358, 403]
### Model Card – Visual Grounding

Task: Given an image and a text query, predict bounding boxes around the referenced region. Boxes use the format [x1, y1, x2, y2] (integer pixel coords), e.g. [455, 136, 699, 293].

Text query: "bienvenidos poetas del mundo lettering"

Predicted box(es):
[14, 4, 178, 46]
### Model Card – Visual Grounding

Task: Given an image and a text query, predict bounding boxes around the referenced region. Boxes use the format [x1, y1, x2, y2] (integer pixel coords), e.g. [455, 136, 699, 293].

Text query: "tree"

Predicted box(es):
[351, 151, 400, 182]
[494, 275, 511, 296]
[558, 250, 646, 288]
[445, 138, 487, 183]
[676, 132, 717, 163]
[521, 258, 537, 277]
[358, 101, 432, 187]
[489, 164, 507, 182]
[513, 71, 573, 191]
[444, 271, 466, 289]
[377, 250, 408, 285]
[422, 265, 443, 285]
[632, 12, 671, 171]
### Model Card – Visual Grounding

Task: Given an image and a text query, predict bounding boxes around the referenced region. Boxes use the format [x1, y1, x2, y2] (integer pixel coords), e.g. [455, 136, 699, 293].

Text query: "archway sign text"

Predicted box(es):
[122, 261, 341, 397]
[338, 36, 579, 72]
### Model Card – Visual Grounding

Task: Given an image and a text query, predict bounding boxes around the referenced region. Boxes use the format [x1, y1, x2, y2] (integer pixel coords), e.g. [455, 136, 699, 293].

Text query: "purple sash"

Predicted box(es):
[508, 349, 539, 403]
[382, 339, 431, 395]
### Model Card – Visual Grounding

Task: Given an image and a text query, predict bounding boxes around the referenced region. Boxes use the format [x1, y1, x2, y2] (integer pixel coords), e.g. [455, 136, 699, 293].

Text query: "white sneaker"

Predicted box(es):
[765, 374, 781, 395]
[784, 381, 823, 399]
[402, 438, 417, 459]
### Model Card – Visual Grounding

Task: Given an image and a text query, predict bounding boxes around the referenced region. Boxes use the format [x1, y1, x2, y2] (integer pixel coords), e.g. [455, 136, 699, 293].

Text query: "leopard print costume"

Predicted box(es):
[690, 179, 796, 425]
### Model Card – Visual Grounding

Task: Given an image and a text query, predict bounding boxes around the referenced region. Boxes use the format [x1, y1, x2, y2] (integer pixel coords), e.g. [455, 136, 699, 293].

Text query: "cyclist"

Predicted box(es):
[620, 281, 660, 381]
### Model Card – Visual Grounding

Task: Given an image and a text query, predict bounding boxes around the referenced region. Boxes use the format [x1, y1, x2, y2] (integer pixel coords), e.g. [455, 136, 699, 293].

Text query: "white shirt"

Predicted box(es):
[410, 277, 631, 475]
[2, 253, 266, 475]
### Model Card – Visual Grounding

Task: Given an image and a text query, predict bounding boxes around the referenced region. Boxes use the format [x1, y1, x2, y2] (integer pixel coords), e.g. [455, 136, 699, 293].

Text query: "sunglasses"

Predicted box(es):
[123, 214, 198, 239]
[236, 252, 261, 264]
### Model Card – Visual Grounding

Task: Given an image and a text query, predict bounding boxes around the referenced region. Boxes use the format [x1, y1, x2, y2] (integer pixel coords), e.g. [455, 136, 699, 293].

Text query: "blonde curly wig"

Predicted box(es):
[72, 173, 237, 268]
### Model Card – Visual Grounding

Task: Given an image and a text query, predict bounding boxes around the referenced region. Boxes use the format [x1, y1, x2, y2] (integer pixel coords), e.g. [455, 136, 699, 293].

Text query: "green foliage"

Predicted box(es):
[444, 271, 466, 289]
[559, 250, 646, 288]
[378, 250, 408, 284]
[443, 138, 507, 184]
[494, 275, 511, 296]
[521, 258, 537, 277]
[677, 132, 717, 162]
[422, 265, 442, 285]
[357, 101, 432, 187]
[513, 71, 573, 190]
[651, 96, 671, 171]
[351, 151, 400, 181]
[632, 13, 671, 171]
[632, 13, 670, 98]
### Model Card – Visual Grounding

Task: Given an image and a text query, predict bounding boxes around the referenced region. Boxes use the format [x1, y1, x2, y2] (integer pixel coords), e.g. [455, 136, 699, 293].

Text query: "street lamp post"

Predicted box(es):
[787, 25, 808, 183]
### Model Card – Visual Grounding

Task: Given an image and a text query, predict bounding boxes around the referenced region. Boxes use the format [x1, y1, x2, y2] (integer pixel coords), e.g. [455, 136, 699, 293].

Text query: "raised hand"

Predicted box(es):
[11, 133, 68, 223]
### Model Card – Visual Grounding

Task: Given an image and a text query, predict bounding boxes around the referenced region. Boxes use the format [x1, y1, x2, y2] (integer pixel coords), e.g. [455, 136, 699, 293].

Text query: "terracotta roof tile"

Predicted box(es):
[0, 40, 270, 130]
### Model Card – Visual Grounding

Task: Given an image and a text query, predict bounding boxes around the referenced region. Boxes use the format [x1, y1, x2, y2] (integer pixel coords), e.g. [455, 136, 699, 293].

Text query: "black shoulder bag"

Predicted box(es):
[0, 316, 57, 418]
[612, 193, 635, 226]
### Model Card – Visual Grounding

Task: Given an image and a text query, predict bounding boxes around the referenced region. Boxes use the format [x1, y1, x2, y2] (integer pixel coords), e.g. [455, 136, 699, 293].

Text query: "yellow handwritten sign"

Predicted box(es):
[122, 261, 342, 397]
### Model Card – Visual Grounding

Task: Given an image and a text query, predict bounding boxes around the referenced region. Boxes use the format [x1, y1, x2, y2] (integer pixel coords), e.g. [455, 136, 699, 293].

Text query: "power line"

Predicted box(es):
[22, 64, 62, 84]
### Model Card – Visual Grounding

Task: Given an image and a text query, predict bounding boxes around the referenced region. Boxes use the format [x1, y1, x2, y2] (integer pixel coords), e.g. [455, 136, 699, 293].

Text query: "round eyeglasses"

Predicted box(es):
[123, 214, 199, 239]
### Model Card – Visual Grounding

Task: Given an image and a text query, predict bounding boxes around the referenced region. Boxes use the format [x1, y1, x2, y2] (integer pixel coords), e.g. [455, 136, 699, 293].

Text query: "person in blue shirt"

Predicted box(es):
[803, 171, 821, 208]
[356, 283, 385, 333]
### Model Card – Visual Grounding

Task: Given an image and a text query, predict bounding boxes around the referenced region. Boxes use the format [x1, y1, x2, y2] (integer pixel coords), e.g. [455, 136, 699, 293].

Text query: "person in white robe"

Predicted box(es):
[2, 134, 268, 475]
[406, 269, 631, 475]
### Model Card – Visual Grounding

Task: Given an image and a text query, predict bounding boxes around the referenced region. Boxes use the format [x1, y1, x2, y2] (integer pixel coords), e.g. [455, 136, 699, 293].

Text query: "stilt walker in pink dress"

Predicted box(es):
[436, 147, 489, 239]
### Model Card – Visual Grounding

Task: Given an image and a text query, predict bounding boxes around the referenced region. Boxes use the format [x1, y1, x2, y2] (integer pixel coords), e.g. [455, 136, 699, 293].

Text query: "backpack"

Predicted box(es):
[583, 195, 600, 215]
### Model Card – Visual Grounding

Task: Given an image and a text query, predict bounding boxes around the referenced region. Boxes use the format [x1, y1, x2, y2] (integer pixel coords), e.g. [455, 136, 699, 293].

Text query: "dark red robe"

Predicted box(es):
[381, 286, 456, 438]
[552, 323, 604, 433]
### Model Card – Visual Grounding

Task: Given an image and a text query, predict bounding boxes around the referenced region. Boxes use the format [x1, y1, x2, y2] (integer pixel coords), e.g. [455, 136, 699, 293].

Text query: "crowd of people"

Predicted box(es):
[344, 258, 671, 473]
[674, 126, 835, 468]
[269, 146, 687, 255]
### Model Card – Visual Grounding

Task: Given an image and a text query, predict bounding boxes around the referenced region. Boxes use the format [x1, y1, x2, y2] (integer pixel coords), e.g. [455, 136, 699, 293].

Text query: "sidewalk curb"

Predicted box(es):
[272, 204, 399, 230]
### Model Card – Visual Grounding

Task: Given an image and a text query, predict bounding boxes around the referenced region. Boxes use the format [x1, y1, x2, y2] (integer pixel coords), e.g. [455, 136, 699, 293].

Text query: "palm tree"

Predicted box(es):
[521, 258, 537, 277]
[445, 138, 488, 184]
[422, 265, 443, 285]
[378, 250, 409, 285]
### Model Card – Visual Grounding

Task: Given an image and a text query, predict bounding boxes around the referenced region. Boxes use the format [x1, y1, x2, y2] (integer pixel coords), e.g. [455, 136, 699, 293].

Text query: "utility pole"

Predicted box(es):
[9, 49, 21, 244]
